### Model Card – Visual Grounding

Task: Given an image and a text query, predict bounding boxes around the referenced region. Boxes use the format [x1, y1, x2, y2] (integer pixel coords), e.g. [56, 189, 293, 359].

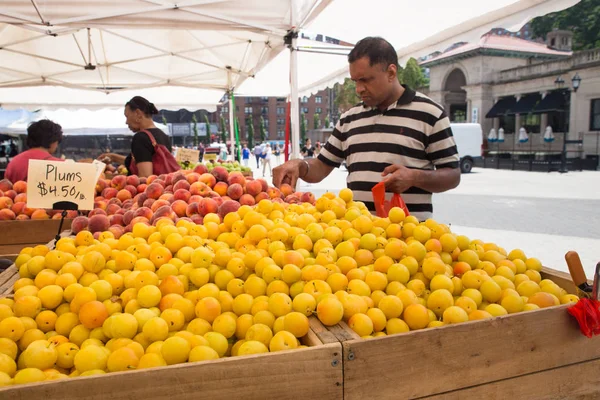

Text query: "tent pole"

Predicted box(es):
[228, 93, 235, 161]
[289, 31, 300, 160]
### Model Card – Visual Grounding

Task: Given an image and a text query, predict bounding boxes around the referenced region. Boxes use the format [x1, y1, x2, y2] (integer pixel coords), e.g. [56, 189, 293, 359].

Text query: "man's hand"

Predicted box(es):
[382, 164, 416, 194]
[272, 159, 307, 189]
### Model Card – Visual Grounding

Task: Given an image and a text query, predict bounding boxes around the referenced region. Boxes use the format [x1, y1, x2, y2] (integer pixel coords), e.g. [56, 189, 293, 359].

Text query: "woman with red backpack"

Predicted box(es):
[99, 96, 179, 177]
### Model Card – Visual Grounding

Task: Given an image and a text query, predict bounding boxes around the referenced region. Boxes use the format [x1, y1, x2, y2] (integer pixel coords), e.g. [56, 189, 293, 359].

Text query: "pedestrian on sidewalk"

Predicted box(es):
[262, 143, 272, 177]
[242, 144, 250, 167]
[253, 143, 262, 168]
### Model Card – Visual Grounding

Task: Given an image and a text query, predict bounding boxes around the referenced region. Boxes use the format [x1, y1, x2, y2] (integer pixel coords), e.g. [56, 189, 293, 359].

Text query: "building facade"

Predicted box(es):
[422, 30, 600, 162]
[215, 88, 335, 143]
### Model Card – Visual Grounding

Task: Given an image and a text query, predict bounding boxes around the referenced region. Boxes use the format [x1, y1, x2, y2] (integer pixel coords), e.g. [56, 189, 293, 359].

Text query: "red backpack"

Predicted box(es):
[129, 129, 180, 176]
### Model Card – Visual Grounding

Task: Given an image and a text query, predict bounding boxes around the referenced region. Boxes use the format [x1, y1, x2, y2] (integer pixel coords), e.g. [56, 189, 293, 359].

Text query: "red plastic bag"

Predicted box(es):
[371, 181, 410, 218]
[567, 299, 600, 338]
[129, 130, 180, 176]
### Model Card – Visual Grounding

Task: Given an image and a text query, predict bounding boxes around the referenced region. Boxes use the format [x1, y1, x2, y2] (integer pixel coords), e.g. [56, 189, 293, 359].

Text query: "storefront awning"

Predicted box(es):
[486, 96, 517, 118]
[505, 93, 542, 115]
[532, 90, 569, 114]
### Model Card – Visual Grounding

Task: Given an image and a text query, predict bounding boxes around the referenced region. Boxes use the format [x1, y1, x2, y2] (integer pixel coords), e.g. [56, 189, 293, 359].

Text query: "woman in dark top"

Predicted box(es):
[99, 96, 172, 177]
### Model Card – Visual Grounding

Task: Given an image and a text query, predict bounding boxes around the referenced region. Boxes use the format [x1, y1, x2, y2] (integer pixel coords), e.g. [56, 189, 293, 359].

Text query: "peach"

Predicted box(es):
[173, 180, 190, 192]
[272, 197, 285, 204]
[186, 173, 201, 184]
[136, 193, 148, 207]
[102, 187, 118, 200]
[111, 175, 127, 190]
[220, 196, 232, 202]
[190, 182, 210, 197]
[122, 200, 134, 210]
[106, 204, 121, 215]
[199, 198, 219, 217]
[171, 173, 187, 185]
[124, 185, 137, 197]
[3, 190, 15, 200]
[134, 207, 154, 220]
[212, 197, 224, 207]
[130, 217, 150, 226]
[107, 197, 123, 206]
[189, 195, 203, 204]
[193, 164, 208, 175]
[117, 189, 132, 202]
[257, 179, 268, 192]
[300, 192, 315, 204]
[11, 202, 27, 216]
[173, 189, 191, 203]
[186, 202, 200, 217]
[280, 183, 294, 197]
[52, 213, 64, 220]
[151, 200, 170, 213]
[190, 215, 204, 225]
[268, 187, 282, 199]
[94, 200, 107, 211]
[88, 208, 107, 217]
[66, 210, 79, 219]
[0, 179, 13, 192]
[217, 200, 241, 219]
[13, 181, 27, 194]
[0, 209, 16, 220]
[88, 214, 110, 233]
[0, 190, 3, 197]
[206, 191, 220, 199]
[15, 214, 29, 220]
[199, 173, 217, 188]
[245, 180, 262, 196]
[137, 184, 147, 194]
[227, 172, 246, 187]
[126, 175, 140, 187]
[123, 210, 135, 226]
[164, 185, 173, 193]
[0, 197, 14, 210]
[255, 192, 270, 202]
[151, 205, 176, 223]
[107, 225, 124, 239]
[154, 179, 166, 188]
[171, 200, 188, 218]
[285, 194, 301, 204]
[146, 175, 157, 184]
[162, 194, 175, 203]
[213, 182, 228, 197]
[239, 194, 255, 206]
[31, 209, 50, 220]
[227, 183, 244, 200]
[13, 193, 27, 203]
[211, 166, 229, 183]
[145, 183, 164, 200]
[143, 198, 156, 209]
[109, 214, 124, 226]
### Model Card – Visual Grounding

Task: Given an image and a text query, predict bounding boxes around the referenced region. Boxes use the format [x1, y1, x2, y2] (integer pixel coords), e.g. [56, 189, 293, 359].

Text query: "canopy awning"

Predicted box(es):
[486, 96, 517, 118]
[505, 93, 542, 115]
[532, 89, 568, 113]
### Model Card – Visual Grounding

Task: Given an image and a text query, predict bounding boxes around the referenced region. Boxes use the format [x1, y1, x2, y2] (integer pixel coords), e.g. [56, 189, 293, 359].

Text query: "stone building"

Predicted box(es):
[422, 30, 600, 166]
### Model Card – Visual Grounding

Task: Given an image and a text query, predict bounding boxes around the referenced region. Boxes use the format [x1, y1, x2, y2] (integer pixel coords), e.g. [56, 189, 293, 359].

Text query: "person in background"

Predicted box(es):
[253, 143, 262, 168]
[273, 144, 281, 165]
[273, 36, 460, 221]
[301, 138, 314, 158]
[0, 146, 6, 161]
[9, 142, 17, 158]
[262, 143, 272, 177]
[99, 96, 172, 177]
[314, 141, 321, 156]
[242, 144, 250, 167]
[5, 119, 64, 182]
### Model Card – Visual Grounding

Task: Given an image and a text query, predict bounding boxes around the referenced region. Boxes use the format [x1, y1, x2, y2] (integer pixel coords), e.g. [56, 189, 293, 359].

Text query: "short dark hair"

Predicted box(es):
[126, 96, 159, 117]
[348, 37, 398, 70]
[26, 119, 63, 149]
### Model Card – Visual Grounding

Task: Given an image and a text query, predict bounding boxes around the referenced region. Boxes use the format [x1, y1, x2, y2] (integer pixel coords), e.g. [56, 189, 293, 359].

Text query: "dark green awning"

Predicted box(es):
[505, 93, 542, 115]
[486, 96, 517, 118]
[532, 90, 568, 114]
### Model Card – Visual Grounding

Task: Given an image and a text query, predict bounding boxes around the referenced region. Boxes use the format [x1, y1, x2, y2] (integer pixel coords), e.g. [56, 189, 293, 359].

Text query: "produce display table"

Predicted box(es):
[324, 267, 600, 400]
[0, 219, 72, 261]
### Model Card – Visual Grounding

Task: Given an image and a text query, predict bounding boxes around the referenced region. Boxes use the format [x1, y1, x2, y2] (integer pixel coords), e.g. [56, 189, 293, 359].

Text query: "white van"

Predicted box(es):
[450, 123, 483, 173]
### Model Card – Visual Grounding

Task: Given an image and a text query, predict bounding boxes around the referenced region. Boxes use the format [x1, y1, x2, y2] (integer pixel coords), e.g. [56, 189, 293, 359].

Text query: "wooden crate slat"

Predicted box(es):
[422, 357, 600, 400]
[0, 265, 17, 288]
[0, 220, 72, 246]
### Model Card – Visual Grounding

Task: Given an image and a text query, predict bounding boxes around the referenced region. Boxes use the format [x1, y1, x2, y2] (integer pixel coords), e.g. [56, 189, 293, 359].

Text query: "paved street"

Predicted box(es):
[252, 160, 600, 278]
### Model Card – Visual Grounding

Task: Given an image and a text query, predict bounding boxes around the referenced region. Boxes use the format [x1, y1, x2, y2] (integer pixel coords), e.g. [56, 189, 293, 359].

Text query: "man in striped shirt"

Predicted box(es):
[273, 37, 460, 221]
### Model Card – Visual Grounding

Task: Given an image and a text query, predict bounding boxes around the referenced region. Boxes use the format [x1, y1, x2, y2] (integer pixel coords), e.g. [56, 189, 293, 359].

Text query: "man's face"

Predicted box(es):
[349, 56, 396, 108]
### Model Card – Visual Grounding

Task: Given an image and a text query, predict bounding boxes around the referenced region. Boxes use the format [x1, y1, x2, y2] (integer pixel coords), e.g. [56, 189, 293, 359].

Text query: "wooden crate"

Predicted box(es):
[0, 219, 72, 259]
[0, 263, 343, 400]
[327, 267, 600, 400]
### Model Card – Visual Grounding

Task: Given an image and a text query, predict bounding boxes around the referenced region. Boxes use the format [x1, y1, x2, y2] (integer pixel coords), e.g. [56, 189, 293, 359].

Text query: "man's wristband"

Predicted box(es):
[300, 159, 310, 179]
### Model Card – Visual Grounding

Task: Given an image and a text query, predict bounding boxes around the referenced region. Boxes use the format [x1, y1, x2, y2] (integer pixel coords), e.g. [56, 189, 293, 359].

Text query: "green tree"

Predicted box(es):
[398, 58, 428, 89]
[334, 78, 360, 113]
[192, 114, 199, 147]
[300, 112, 307, 144]
[246, 115, 254, 149]
[259, 116, 267, 143]
[203, 114, 211, 144]
[220, 115, 227, 144]
[324, 115, 330, 129]
[161, 115, 168, 126]
[313, 113, 320, 129]
[531, 0, 600, 50]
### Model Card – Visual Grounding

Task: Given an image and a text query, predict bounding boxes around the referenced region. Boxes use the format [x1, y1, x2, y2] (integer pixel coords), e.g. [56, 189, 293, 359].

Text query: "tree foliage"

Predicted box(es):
[247, 115, 255, 148]
[397, 58, 428, 89]
[334, 78, 360, 114]
[203, 114, 211, 144]
[300, 112, 307, 143]
[259, 116, 267, 143]
[324, 114, 330, 128]
[531, 0, 600, 50]
[313, 113, 320, 129]
[220, 115, 227, 144]
[192, 114, 199, 147]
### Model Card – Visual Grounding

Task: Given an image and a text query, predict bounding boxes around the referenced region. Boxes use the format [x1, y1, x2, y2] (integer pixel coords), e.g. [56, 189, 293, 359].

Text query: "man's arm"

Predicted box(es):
[272, 157, 334, 189]
[382, 164, 460, 194]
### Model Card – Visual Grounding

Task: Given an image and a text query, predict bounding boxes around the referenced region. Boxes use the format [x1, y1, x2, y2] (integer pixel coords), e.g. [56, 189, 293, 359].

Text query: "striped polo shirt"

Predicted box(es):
[317, 85, 459, 221]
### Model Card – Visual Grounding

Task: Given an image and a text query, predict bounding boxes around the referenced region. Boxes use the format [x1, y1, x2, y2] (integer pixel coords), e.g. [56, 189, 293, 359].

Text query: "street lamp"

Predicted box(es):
[554, 73, 583, 173]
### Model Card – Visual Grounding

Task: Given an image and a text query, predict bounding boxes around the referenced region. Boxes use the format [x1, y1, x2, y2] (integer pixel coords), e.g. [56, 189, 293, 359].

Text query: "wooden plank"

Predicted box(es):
[0, 342, 343, 400]
[341, 305, 600, 400]
[542, 267, 586, 295]
[0, 244, 33, 257]
[0, 219, 72, 246]
[0, 265, 17, 291]
[422, 357, 600, 400]
[309, 317, 342, 345]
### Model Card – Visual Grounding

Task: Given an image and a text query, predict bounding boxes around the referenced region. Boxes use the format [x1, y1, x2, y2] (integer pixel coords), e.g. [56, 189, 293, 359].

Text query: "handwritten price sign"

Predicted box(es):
[26, 160, 97, 210]
[176, 148, 200, 164]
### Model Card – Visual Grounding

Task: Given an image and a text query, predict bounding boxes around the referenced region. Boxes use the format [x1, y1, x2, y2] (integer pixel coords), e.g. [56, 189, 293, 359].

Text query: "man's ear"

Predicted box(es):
[387, 64, 398, 81]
